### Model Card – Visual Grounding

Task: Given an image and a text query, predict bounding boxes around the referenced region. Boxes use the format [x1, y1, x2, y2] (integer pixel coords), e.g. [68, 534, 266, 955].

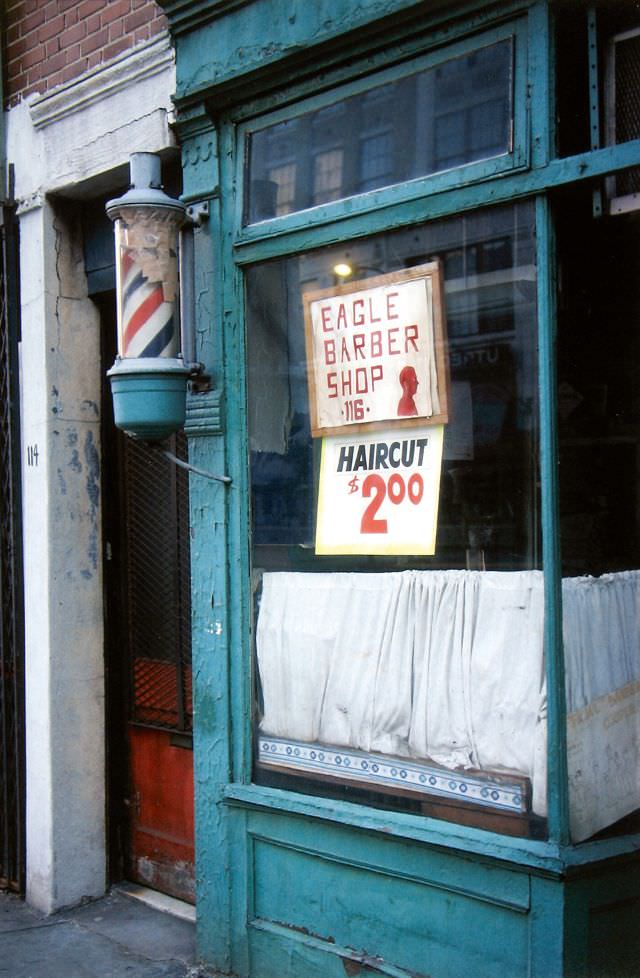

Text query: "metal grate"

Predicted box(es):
[0, 210, 24, 894]
[123, 433, 192, 732]
[614, 31, 640, 195]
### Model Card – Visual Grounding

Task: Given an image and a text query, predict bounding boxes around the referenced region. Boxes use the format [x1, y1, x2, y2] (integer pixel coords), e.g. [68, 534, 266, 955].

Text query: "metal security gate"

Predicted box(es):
[124, 434, 192, 736]
[0, 208, 24, 894]
[111, 431, 195, 902]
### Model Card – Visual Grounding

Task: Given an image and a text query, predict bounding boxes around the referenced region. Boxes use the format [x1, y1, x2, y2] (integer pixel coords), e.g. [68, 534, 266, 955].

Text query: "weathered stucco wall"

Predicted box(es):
[6, 32, 176, 913]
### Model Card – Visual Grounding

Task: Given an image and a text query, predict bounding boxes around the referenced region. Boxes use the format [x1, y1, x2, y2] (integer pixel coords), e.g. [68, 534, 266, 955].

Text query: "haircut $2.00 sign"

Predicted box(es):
[315, 425, 444, 555]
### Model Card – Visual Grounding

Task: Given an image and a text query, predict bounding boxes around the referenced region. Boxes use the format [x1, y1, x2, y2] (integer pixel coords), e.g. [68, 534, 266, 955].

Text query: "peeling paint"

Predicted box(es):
[82, 399, 99, 417]
[84, 430, 100, 510]
[84, 430, 100, 570]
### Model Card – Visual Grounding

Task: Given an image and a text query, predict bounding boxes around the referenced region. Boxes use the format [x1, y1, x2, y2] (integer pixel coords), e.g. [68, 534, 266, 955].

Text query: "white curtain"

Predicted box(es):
[257, 569, 640, 834]
[562, 570, 640, 840]
[257, 570, 546, 800]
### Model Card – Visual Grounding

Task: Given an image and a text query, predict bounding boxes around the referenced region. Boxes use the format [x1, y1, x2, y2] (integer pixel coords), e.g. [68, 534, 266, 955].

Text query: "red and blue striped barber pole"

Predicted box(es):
[120, 249, 178, 359]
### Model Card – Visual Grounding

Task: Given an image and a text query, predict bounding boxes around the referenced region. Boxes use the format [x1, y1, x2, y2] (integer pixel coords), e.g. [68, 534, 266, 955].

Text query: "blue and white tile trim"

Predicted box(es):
[258, 736, 527, 814]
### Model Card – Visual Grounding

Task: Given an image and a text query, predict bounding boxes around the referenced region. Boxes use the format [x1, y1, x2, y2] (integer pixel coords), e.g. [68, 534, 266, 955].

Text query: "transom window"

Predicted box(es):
[245, 36, 514, 223]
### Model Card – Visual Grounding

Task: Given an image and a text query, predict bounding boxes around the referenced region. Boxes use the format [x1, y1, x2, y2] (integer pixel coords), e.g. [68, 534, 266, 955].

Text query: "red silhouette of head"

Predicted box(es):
[398, 365, 419, 416]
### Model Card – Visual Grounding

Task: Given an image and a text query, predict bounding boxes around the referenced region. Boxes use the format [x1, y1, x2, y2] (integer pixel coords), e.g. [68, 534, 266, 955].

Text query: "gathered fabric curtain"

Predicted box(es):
[257, 569, 640, 837]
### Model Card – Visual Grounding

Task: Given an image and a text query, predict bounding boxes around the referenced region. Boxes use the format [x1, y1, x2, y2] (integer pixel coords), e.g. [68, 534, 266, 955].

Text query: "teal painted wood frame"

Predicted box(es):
[233, 14, 530, 236]
[167, 0, 530, 103]
[176, 0, 640, 972]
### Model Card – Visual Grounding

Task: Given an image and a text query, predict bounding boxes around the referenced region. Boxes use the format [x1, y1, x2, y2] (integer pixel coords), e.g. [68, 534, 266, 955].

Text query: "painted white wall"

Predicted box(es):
[7, 34, 177, 913]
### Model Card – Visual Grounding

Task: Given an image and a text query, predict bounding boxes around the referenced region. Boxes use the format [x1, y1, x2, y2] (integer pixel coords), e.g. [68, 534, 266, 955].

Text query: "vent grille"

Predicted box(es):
[0, 213, 25, 894]
[124, 434, 192, 732]
[608, 29, 640, 206]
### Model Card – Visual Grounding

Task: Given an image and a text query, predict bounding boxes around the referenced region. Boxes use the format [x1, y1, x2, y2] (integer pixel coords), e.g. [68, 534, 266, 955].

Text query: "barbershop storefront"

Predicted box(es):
[162, 1, 640, 975]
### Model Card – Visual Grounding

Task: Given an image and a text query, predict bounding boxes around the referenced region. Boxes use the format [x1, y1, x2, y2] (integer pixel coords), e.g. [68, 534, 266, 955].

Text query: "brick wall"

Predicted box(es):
[4, 0, 169, 108]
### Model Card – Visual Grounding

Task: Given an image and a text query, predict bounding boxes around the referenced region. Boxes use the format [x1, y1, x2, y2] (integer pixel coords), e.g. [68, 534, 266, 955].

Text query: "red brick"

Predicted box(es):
[43, 49, 68, 74]
[59, 21, 87, 47]
[21, 7, 47, 32]
[64, 7, 79, 27]
[103, 36, 131, 61]
[86, 50, 104, 69]
[20, 44, 47, 70]
[38, 13, 65, 42]
[45, 36, 61, 57]
[77, 0, 104, 19]
[5, 1, 27, 19]
[42, 0, 59, 19]
[7, 35, 30, 59]
[86, 11, 102, 32]
[64, 42, 82, 62]
[19, 79, 43, 101]
[134, 24, 151, 44]
[46, 68, 68, 90]
[124, 7, 150, 32]
[100, 0, 130, 26]
[109, 18, 124, 39]
[6, 23, 21, 45]
[26, 66, 47, 88]
[80, 26, 109, 55]
[152, 11, 168, 32]
[61, 58, 89, 83]
[59, 0, 84, 10]
[8, 0, 37, 20]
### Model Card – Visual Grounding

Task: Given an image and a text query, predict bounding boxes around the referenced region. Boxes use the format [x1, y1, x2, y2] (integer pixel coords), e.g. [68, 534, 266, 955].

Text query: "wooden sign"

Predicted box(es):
[303, 261, 448, 438]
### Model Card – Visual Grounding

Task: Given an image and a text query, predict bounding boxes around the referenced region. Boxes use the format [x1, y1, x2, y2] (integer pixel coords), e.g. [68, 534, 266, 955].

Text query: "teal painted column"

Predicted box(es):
[180, 113, 234, 973]
[536, 194, 569, 846]
[215, 118, 253, 978]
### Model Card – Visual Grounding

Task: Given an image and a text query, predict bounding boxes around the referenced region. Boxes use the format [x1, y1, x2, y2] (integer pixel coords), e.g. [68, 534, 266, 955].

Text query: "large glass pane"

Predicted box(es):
[246, 39, 513, 223]
[556, 188, 640, 843]
[248, 201, 545, 837]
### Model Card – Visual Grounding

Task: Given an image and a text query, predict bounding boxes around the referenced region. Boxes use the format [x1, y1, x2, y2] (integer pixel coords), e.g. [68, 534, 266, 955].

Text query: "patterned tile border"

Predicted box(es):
[258, 737, 527, 814]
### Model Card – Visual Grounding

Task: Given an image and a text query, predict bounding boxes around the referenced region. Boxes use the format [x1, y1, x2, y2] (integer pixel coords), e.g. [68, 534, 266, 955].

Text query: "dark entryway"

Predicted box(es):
[0, 207, 25, 895]
[84, 172, 196, 904]
[97, 290, 195, 904]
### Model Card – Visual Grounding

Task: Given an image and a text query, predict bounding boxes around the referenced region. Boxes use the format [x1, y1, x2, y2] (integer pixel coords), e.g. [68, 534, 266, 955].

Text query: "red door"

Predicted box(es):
[128, 725, 194, 903]
[120, 435, 195, 903]
[102, 334, 195, 906]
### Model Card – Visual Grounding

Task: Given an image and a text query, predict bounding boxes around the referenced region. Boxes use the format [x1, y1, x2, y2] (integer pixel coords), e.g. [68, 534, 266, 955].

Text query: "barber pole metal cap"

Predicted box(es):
[106, 153, 186, 220]
[107, 356, 191, 441]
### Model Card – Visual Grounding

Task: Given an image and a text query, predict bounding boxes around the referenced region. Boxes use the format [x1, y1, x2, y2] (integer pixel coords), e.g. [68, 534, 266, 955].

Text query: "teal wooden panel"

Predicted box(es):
[173, 0, 439, 100]
[225, 782, 567, 871]
[249, 921, 415, 978]
[250, 836, 531, 978]
[588, 897, 640, 978]
[563, 858, 640, 978]
[247, 809, 531, 910]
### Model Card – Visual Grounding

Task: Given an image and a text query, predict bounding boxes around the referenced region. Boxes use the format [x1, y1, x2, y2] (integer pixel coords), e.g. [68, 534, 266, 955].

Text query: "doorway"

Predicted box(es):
[98, 291, 195, 904]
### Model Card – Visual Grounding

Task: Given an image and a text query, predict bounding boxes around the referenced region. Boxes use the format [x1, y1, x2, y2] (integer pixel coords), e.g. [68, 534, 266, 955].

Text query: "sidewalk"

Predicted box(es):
[0, 884, 211, 978]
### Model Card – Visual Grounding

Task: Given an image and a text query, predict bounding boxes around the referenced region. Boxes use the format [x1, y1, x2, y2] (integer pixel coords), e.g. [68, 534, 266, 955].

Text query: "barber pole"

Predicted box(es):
[120, 249, 178, 358]
[106, 153, 193, 440]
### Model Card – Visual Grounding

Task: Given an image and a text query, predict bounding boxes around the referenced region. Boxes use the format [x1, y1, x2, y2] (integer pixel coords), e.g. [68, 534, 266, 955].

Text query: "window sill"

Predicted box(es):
[223, 782, 640, 874]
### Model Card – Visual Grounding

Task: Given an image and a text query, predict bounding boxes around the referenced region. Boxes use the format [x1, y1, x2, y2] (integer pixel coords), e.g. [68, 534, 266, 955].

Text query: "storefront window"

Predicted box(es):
[246, 37, 513, 222]
[556, 188, 640, 843]
[247, 201, 549, 836]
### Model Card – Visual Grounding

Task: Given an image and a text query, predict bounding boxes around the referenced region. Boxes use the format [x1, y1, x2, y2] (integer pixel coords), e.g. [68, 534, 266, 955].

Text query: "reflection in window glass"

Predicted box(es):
[247, 202, 548, 836]
[246, 39, 513, 222]
[313, 149, 344, 204]
[556, 189, 640, 843]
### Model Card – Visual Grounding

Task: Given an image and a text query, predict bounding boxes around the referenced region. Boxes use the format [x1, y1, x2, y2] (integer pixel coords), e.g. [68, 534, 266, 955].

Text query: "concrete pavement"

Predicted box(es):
[0, 884, 213, 978]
